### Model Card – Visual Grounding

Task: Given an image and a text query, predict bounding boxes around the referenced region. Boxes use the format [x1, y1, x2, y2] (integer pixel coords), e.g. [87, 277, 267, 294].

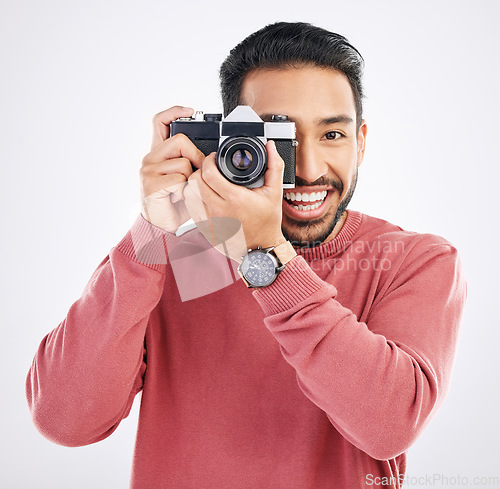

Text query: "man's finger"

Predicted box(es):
[151, 106, 194, 150]
[143, 173, 187, 199]
[147, 133, 205, 169]
[141, 157, 194, 181]
[184, 177, 209, 224]
[263, 140, 285, 190]
[200, 153, 242, 201]
[189, 163, 226, 207]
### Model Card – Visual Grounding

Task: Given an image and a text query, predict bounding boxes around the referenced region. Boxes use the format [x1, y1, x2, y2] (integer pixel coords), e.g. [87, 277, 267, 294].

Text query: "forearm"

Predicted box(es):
[254, 252, 465, 460]
[26, 215, 172, 446]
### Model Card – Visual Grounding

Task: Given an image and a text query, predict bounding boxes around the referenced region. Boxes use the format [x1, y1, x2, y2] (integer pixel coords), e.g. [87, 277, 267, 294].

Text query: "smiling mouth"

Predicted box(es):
[283, 189, 328, 210]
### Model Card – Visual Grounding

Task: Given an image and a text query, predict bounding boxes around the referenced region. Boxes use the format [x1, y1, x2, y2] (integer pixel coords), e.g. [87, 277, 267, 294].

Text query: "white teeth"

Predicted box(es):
[283, 190, 328, 206]
[289, 201, 322, 211]
[284, 190, 329, 212]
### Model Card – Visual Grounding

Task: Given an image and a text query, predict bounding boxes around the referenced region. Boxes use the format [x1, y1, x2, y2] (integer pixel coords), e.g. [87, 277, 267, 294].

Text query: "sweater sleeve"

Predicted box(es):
[26, 214, 176, 447]
[253, 235, 466, 461]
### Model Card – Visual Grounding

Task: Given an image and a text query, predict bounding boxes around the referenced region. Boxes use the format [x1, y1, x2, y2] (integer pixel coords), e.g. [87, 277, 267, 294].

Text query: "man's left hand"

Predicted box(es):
[184, 140, 286, 263]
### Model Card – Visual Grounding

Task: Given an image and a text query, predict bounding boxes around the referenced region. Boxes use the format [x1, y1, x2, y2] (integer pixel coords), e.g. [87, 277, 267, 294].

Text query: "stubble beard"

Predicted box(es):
[282, 169, 358, 249]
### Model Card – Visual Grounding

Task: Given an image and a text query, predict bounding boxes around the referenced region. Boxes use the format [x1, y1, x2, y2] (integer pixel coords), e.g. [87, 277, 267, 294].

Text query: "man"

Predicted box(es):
[26, 22, 466, 489]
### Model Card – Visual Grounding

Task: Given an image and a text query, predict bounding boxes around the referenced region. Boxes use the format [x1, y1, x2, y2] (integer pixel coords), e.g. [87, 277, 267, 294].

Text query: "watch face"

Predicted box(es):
[240, 250, 277, 287]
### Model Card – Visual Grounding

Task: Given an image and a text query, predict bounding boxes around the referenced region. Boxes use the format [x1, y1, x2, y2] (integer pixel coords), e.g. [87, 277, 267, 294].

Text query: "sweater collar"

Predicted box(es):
[294, 210, 363, 261]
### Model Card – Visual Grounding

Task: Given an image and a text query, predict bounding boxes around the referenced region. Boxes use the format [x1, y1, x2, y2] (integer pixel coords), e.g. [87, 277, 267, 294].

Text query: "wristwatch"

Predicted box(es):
[237, 241, 297, 288]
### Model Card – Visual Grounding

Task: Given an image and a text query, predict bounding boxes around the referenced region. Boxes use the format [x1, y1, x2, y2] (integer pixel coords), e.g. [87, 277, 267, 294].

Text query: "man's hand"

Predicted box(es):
[140, 106, 205, 234]
[184, 140, 287, 262]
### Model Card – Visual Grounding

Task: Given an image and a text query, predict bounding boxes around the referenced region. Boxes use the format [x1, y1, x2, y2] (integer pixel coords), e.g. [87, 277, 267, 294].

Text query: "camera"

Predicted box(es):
[170, 105, 296, 189]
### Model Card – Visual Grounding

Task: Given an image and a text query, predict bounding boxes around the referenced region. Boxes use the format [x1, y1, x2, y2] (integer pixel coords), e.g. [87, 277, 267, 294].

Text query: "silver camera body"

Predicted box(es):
[170, 105, 296, 189]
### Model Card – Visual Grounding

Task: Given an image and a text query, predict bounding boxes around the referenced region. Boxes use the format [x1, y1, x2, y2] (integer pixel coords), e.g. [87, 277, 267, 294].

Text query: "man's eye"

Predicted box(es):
[324, 131, 343, 140]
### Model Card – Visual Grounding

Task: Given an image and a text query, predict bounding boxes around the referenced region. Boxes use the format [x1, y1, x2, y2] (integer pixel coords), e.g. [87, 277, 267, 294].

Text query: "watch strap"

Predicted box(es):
[272, 241, 297, 266]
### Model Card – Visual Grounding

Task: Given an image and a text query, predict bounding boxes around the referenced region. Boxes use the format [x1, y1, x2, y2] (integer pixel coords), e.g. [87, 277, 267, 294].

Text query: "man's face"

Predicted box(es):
[240, 66, 367, 247]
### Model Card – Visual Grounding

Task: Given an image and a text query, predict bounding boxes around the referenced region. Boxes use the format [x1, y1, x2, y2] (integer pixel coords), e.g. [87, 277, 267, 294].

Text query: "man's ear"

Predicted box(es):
[356, 120, 367, 168]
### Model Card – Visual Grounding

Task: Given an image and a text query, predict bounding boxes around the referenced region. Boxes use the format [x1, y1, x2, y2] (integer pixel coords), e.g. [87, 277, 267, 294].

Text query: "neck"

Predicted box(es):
[323, 210, 348, 244]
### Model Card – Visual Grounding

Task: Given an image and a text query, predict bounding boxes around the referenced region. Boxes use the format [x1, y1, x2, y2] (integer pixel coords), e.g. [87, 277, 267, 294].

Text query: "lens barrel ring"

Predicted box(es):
[216, 136, 267, 186]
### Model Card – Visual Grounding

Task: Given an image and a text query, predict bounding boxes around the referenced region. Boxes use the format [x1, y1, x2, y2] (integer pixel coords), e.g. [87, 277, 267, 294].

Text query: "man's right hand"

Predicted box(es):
[140, 106, 205, 234]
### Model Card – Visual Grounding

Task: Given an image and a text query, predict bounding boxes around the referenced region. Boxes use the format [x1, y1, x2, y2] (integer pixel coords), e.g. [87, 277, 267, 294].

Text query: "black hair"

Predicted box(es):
[219, 22, 365, 131]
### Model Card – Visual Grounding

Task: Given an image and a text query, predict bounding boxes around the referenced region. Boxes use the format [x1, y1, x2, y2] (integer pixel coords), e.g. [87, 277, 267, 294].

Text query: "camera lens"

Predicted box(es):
[231, 149, 253, 170]
[216, 137, 267, 186]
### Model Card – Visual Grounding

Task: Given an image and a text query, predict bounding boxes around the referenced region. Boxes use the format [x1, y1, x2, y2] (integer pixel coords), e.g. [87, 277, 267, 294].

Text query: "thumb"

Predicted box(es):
[264, 140, 284, 189]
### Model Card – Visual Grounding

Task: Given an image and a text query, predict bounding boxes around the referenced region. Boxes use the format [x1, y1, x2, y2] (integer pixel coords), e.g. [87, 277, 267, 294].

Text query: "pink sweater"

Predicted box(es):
[26, 210, 466, 488]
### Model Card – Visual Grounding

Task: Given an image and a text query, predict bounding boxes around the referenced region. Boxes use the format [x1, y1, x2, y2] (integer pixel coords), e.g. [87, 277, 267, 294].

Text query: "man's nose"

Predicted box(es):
[294, 138, 329, 184]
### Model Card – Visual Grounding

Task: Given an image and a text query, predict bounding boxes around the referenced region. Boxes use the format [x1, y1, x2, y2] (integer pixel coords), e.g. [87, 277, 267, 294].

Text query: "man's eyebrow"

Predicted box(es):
[259, 113, 354, 125]
[317, 115, 354, 125]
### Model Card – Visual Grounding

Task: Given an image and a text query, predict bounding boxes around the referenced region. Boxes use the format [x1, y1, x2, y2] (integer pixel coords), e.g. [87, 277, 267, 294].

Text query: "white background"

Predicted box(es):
[1, 0, 499, 487]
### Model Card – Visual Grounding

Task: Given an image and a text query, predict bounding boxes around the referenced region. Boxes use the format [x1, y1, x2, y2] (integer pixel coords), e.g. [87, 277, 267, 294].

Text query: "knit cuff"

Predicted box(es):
[115, 214, 180, 272]
[253, 256, 332, 316]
